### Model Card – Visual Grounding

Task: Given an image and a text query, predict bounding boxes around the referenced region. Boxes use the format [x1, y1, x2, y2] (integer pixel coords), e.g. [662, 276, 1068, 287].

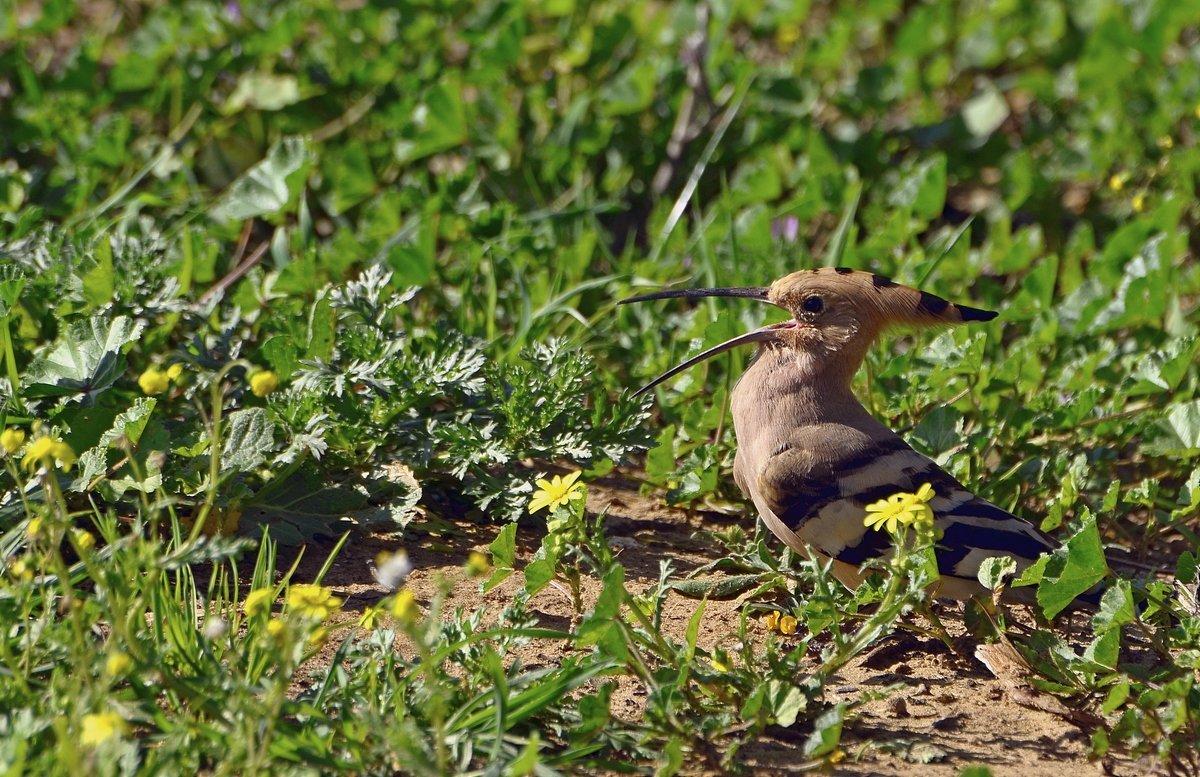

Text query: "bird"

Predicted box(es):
[622, 267, 1068, 602]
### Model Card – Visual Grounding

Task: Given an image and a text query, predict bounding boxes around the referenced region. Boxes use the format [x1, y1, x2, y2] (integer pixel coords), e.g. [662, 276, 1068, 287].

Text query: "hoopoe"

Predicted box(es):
[624, 267, 1065, 602]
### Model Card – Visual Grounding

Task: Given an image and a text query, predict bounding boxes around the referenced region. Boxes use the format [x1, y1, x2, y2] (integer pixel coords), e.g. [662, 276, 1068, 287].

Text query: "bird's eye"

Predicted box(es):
[801, 296, 824, 314]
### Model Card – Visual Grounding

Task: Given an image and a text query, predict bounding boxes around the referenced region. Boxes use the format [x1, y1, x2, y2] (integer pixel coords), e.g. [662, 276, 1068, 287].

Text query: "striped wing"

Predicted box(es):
[757, 436, 1056, 586]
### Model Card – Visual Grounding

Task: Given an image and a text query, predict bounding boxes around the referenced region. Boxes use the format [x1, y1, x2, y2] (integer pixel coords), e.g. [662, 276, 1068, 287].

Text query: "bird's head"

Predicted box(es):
[622, 267, 997, 395]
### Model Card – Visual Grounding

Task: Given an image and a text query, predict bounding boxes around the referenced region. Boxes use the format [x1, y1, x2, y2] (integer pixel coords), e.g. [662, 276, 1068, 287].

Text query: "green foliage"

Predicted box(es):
[0, 0, 1198, 772]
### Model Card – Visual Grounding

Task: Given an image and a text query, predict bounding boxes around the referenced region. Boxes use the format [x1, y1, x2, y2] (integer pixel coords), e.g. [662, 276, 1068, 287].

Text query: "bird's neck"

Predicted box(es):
[738, 344, 867, 420]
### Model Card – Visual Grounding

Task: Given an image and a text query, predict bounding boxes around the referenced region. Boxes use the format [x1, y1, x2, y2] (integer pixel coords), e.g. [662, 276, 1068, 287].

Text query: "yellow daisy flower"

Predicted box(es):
[863, 483, 936, 535]
[527, 471, 585, 514]
[21, 436, 75, 472]
[0, 427, 25, 455]
[285, 584, 341, 620]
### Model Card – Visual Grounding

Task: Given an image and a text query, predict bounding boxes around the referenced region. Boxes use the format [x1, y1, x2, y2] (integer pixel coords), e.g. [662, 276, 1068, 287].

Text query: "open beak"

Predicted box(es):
[619, 286, 784, 396]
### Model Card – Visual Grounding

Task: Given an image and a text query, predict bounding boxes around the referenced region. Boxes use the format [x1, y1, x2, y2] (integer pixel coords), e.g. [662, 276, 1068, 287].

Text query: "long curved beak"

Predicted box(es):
[620, 286, 786, 397]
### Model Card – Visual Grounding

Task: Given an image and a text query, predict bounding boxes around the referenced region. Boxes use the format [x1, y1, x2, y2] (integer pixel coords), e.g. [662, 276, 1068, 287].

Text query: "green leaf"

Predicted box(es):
[74, 397, 160, 492]
[507, 732, 540, 776]
[977, 556, 1018, 592]
[240, 466, 419, 542]
[1036, 517, 1109, 619]
[24, 315, 144, 402]
[1092, 579, 1134, 634]
[489, 522, 517, 568]
[765, 679, 809, 728]
[1144, 399, 1200, 458]
[523, 556, 556, 596]
[393, 81, 468, 164]
[220, 408, 275, 474]
[1084, 629, 1119, 670]
[668, 574, 765, 600]
[802, 703, 845, 757]
[1101, 681, 1131, 716]
[212, 136, 311, 221]
[1177, 552, 1197, 585]
[887, 155, 947, 221]
[911, 406, 963, 455]
[575, 565, 627, 660]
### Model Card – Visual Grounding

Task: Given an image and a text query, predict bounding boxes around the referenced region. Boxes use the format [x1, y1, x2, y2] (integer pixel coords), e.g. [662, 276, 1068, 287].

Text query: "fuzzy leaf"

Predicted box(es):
[24, 315, 144, 403]
[220, 408, 275, 474]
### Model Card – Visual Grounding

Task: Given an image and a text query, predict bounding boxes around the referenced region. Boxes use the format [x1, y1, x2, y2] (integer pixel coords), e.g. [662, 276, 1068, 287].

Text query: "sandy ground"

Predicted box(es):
[278, 480, 1160, 776]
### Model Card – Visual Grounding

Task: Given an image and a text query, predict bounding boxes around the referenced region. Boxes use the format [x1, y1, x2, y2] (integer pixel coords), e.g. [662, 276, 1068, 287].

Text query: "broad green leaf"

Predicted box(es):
[212, 136, 311, 221]
[393, 81, 467, 164]
[1092, 579, 1134, 634]
[802, 703, 844, 756]
[489, 522, 517, 568]
[24, 315, 144, 402]
[523, 556, 556, 596]
[1036, 517, 1109, 619]
[74, 397, 159, 490]
[240, 467, 419, 542]
[1144, 399, 1200, 458]
[766, 679, 808, 728]
[575, 565, 627, 660]
[887, 155, 947, 221]
[220, 408, 275, 474]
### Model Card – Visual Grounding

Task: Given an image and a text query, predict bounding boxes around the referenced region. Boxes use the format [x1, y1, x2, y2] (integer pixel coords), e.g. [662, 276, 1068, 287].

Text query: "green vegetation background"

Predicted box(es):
[1, 0, 1198, 774]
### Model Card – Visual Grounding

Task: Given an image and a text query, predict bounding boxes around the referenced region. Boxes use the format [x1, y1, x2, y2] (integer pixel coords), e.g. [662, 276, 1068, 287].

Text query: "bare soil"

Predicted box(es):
[281, 480, 1160, 776]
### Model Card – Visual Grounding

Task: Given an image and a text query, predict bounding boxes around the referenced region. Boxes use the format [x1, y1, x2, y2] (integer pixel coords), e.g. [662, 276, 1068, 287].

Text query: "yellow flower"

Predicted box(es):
[249, 370, 279, 398]
[389, 589, 420, 624]
[105, 652, 132, 677]
[1157, 135, 1174, 150]
[864, 483, 936, 535]
[778, 615, 799, 635]
[1108, 172, 1129, 192]
[358, 606, 382, 630]
[26, 517, 43, 539]
[527, 471, 585, 514]
[465, 550, 491, 578]
[307, 626, 329, 647]
[0, 427, 24, 455]
[243, 588, 275, 618]
[73, 530, 95, 552]
[266, 619, 286, 638]
[166, 363, 184, 381]
[1132, 192, 1147, 213]
[137, 367, 170, 395]
[9, 557, 33, 581]
[764, 611, 780, 631]
[81, 711, 127, 746]
[285, 584, 341, 620]
[21, 436, 75, 472]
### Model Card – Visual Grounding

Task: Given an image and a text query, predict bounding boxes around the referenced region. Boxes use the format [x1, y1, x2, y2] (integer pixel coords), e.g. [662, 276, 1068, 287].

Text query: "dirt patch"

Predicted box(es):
[276, 481, 1157, 776]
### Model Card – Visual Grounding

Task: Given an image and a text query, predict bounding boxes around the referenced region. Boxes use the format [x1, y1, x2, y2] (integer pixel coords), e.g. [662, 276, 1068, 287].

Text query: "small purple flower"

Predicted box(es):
[771, 215, 800, 243]
[225, 1, 242, 22]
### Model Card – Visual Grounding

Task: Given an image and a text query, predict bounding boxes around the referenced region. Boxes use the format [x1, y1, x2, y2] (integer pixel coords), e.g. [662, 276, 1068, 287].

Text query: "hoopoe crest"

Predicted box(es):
[624, 267, 1065, 602]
